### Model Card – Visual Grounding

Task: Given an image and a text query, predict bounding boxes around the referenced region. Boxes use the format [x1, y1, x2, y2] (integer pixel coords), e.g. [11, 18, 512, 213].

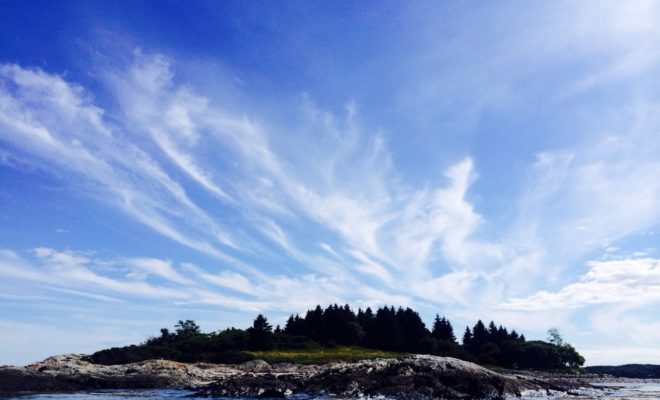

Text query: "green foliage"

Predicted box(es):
[449, 319, 584, 370]
[246, 346, 402, 364]
[247, 314, 274, 350]
[499, 340, 584, 369]
[86, 325, 255, 365]
[432, 315, 456, 343]
[585, 364, 660, 378]
[175, 319, 200, 336]
[462, 326, 472, 347]
[85, 304, 585, 371]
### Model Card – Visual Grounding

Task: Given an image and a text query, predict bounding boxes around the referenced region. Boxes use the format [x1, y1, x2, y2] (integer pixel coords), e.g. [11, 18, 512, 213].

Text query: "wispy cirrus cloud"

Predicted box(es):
[0, 54, 495, 314]
[4, 1, 660, 367]
[0, 64, 238, 264]
[0, 247, 348, 312]
[2, 41, 660, 324]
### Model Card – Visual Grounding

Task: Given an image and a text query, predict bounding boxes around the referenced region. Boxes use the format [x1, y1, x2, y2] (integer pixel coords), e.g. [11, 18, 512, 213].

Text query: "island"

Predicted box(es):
[0, 304, 600, 399]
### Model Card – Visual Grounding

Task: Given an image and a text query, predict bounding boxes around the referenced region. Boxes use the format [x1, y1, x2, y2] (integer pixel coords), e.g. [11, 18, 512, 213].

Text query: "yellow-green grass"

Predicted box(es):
[246, 346, 405, 364]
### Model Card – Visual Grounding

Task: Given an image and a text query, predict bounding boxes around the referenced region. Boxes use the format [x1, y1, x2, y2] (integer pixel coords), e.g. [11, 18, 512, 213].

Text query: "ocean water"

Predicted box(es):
[516, 381, 660, 399]
[0, 390, 200, 400]
[2, 383, 660, 400]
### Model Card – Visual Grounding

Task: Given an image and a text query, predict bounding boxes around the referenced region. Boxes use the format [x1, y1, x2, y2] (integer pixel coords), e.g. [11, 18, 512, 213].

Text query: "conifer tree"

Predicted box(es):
[371, 306, 403, 350]
[87, 305, 585, 370]
[305, 305, 324, 342]
[358, 307, 375, 346]
[432, 315, 456, 343]
[497, 325, 509, 344]
[396, 307, 428, 351]
[488, 321, 498, 340]
[247, 314, 273, 350]
[284, 315, 296, 334]
[288, 315, 306, 336]
[462, 326, 472, 347]
[472, 320, 488, 347]
[357, 307, 374, 327]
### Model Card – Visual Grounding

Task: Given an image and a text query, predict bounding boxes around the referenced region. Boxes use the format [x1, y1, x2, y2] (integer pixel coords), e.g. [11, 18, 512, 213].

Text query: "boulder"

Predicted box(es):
[0, 353, 596, 399]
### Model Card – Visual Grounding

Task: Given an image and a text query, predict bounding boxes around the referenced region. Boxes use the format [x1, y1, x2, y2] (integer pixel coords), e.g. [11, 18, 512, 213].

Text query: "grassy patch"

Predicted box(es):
[246, 346, 404, 364]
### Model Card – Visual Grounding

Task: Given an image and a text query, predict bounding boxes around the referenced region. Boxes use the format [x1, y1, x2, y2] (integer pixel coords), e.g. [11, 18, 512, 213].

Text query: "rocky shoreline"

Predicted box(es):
[0, 354, 597, 399]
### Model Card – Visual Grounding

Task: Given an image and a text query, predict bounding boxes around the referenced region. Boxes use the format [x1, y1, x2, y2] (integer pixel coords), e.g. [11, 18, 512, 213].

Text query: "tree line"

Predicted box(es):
[86, 304, 584, 370]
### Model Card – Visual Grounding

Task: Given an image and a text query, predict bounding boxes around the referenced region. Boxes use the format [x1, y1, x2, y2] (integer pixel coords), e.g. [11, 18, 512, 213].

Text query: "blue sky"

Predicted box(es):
[2, 1, 660, 366]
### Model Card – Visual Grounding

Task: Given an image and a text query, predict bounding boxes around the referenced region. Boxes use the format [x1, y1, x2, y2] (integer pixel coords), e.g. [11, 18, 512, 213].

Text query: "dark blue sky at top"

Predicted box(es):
[1, 1, 487, 175]
[2, 0, 579, 204]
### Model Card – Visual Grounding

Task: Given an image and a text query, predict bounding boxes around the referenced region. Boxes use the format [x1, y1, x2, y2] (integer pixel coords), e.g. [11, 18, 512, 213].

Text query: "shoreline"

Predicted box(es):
[0, 354, 601, 399]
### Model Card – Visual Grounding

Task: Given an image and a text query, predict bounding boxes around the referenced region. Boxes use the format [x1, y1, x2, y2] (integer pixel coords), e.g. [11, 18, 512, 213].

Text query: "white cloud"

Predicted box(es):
[8, 42, 660, 357]
[31, 248, 191, 300]
[493, 96, 660, 300]
[123, 258, 194, 285]
[5, 2, 660, 366]
[0, 54, 506, 320]
[3, 40, 660, 320]
[110, 51, 232, 202]
[0, 63, 240, 265]
[412, 271, 477, 306]
[181, 263, 256, 296]
[0, 247, 376, 317]
[111, 52, 498, 305]
[500, 258, 660, 311]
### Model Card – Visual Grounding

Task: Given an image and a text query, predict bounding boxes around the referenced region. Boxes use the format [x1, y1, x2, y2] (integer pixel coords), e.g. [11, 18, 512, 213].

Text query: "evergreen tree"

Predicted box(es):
[358, 307, 376, 346]
[432, 315, 456, 343]
[432, 315, 443, 337]
[284, 315, 296, 334]
[305, 305, 324, 342]
[321, 304, 362, 345]
[87, 305, 585, 370]
[253, 314, 272, 331]
[342, 305, 364, 345]
[497, 325, 509, 344]
[472, 320, 489, 347]
[357, 308, 365, 322]
[370, 306, 404, 350]
[462, 326, 472, 347]
[396, 307, 429, 351]
[488, 321, 498, 340]
[357, 307, 375, 328]
[247, 314, 273, 350]
[284, 314, 306, 336]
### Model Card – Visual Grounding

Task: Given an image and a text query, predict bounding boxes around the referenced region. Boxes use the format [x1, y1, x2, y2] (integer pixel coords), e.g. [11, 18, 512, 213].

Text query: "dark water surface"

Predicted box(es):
[3, 383, 660, 399]
[0, 390, 202, 400]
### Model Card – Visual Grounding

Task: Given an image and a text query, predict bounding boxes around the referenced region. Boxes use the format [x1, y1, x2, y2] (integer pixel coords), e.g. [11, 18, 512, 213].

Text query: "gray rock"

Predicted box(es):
[0, 353, 596, 399]
[198, 355, 509, 399]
